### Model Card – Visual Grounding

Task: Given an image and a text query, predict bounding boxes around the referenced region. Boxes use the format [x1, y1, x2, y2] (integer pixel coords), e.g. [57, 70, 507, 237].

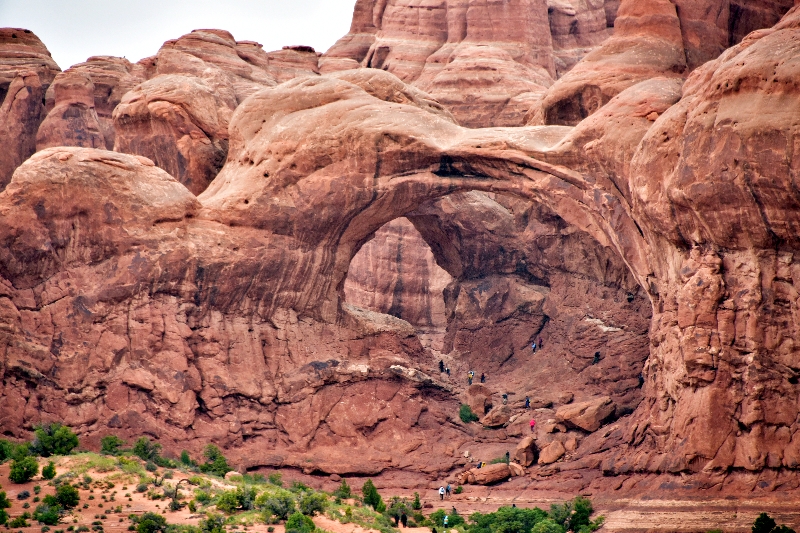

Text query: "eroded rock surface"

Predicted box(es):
[0, 28, 60, 189]
[36, 72, 105, 151]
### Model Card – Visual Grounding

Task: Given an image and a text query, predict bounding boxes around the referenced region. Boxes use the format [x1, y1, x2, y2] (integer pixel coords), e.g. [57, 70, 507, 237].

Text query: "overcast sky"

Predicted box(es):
[0, 0, 357, 70]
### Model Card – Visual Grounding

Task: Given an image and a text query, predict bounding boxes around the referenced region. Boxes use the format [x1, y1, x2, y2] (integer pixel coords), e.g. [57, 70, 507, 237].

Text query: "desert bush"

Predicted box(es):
[361, 480, 383, 512]
[132, 438, 162, 463]
[298, 492, 326, 516]
[285, 512, 314, 533]
[459, 404, 479, 423]
[256, 492, 295, 521]
[100, 436, 126, 456]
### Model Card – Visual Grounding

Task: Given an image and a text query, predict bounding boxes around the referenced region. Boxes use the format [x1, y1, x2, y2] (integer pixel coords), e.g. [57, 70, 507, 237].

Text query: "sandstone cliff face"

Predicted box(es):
[323, 0, 620, 126]
[43, 56, 146, 149]
[534, 0, 797, 125]
[344, 218, 452, 335]
[0, 29, 60, 189]
[1, 0, 800, 492]
[36, 72, 106, 151]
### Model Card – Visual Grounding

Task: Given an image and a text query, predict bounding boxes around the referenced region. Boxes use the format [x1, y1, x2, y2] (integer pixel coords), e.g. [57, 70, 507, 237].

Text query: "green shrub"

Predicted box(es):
[268, 473, 283, 487]
[454, 486, 463, 495]
[299, 492, 326, 516]
[55, 485, 80, 509]
[0, 440, 15, 462]
[30, 424, 79, 458]
[549, 496, 603, 533]
[10, 515, 31, 527]
[33, 503, 61, 526]
[467, 506, 548, 533]
[199, 513, 225, 533]
[42, 462, 57, 480]
[0, 509, 7, 526]
[136, 512, 167, 533]
[179, 451, 194, 466]
[429, 509, 464, 528]
[459, 404, 479, 423]
[188, 501, 197, 514]
[145, 462, 157, 473]
[257, 493, 295, 521]
[361, 480, 383, 512]
[132, 438, 162, 463]
[215, 491, 241, 514]
[333, 479, 351, 500]
[198, 445, 230, 477]
[100, 436, 126, 456]
[194, 491, 211, 505]
[285, 512, 314, 533]
[9, 456, 39, 483]
[411, 492, 421, 510]
[752, 513, 796, 533]
[0, 491, 11, 509]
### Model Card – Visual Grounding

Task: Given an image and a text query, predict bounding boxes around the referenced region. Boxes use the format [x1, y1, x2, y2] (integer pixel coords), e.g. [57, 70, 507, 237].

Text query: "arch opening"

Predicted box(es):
[341, 189, 652, 417]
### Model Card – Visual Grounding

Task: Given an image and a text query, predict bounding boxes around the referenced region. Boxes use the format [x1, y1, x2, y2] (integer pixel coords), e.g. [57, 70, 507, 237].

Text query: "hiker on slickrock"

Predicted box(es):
[446, 483, 451, 497]
[592, 351, 600, 365]
[502, 393, 508, 405]
[525, 396, 530, 409]
[401, 512, 408, 528]
[480, 373, 485, 383]
[439, 486, 445, 500]
[439, 360, 445, 372]
[529, 419, 536, 433]
[531, 341, 537, 353]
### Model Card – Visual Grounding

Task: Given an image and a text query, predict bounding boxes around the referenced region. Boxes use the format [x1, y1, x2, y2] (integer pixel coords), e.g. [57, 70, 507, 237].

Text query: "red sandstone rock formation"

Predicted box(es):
[0, 29, 60, 189]
[36, 72, 106, 151]
[534, 0, 797, 125]
[44, 57, 146, 149]
[1, 0, 800, 496]
[345, 217, 451, 333]
[324, 0, 622, 126]
[112, 74, 233, 195]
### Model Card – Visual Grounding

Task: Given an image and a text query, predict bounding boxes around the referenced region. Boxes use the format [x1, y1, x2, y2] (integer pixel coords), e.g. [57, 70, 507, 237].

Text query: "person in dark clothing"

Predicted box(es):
[638, 373, 645, 387]
[539, 337, 543, 349]
[480, 373, 485, 383]
[502, 393, 508, 405]
[439, 360, 445, 372]
[446, 367, 450, 377]
[400, 512, 408, 528]
[524, 396, 530, 409]
[593, 351, 601, 365]
[394, 515, 400, 526]
[505, 451, 510, 464]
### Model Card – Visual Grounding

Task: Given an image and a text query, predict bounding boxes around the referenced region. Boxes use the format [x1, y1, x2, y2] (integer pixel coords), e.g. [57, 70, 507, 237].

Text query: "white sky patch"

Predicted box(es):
[0, 0, 356, 70]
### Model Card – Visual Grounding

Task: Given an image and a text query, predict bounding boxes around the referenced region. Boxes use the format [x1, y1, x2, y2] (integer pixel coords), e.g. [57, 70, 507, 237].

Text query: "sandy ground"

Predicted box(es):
[1, 459, 799, 533]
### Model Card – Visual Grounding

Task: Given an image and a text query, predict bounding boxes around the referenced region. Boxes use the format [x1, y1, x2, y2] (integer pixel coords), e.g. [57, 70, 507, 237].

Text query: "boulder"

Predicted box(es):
[556, 396, 616, 432]
[514, 435, 538, 467]
[463, 463, 512, 485]
[538, 440, 566, 465]
[464, 384, 493, 417]
[481, 404, 512, 428]
[508, 462, 525, 477]
[224, 471, 243, 482]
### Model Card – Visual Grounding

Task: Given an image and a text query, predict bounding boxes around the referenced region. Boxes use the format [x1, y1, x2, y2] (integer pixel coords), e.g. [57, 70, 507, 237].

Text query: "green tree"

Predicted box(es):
[0, 491, 11, 509]
[9, 456, 39, 483]
[136, 512, 167, 533]
[30, 424, 79, 457]
[100, 435, 126, 456]
[753, 514, 777, 533]
[41, 462, 56, 480]
[215, 491, 241, 514]
[0, 440, 14, 462]
[459, 404, 479, 423]
[531, 518, 564, 533]
[285, 512, 315, 533]
[0, 509, 7, 526]
[268, 472, 283, 487]
[198, 445, 230, 477]
[33, 502, 61, 525]
[55, 484, 79, 509]
[132, 438, 162, 462]
[361, 479, 383, 511]
[299, 492, 326, 516]
[333, 479, 351, 500]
